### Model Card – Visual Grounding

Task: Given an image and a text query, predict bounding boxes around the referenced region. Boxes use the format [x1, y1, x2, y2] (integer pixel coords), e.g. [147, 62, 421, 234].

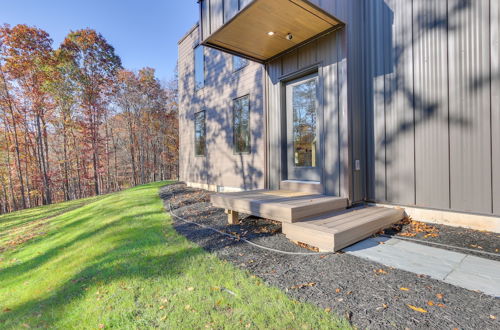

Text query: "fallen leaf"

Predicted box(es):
[423, 233, 439, 238]
[290, 282, 316, 289]
[490, 315, 497, 320]
[187, 287, 194, 291]
[436, 293, 444, 300]
[98, 324, 105, 329]
[324, 308, 331, 313]
[3, 308, 12, 312]
[185, 305, 191, 310]
[245, 323, 251, 328]
[335, 288, 341, 293]
[400, 287, 410, 291]
[407, 305, 428, 313]
[159, 305, 165, 310]
[374, 269, 388, 275]
[399, 232, 417, 237]
[427, 301, 434, 306]
[437, 303, 446, 308]
[470, 244, 483, 249]
[495, 249, 499, 253]
[382, 304, 388, 309]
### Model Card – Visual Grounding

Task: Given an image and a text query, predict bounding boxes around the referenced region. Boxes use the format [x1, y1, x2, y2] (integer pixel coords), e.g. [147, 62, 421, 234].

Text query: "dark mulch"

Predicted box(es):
[160, 183, 500, 329]
[384, 219, 500, 262]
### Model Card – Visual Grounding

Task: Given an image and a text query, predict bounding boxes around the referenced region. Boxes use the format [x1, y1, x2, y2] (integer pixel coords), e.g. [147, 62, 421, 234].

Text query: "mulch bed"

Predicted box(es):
[384, 218, 500, 262]
[160, 183, 500, 329]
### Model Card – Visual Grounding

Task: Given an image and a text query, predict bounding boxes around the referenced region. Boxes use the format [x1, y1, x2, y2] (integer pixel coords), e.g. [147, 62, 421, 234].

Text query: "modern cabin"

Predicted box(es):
[178, 0, 500, 250]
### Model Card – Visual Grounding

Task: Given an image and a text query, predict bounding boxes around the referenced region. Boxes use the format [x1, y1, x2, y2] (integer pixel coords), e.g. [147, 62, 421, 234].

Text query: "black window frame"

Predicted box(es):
[194, 110, 207, 157]
[233, 95, 251, 154]
[194, 45, 205, 90]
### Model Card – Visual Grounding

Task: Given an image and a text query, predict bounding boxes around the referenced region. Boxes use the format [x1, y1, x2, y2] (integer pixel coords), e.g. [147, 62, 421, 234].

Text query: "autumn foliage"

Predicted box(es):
[0, 24, 178, 213]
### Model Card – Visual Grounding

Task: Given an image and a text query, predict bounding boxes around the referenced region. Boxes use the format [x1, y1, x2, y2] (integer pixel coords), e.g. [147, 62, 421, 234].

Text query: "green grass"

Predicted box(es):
[0, 182, 349, 329]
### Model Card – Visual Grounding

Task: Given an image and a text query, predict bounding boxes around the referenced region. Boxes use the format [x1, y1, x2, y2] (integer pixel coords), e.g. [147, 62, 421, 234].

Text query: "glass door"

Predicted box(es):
[285, 74, 322, 182]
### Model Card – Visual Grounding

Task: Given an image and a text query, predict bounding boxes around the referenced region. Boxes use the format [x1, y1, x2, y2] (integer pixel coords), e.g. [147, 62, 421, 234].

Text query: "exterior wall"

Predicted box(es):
[363, 0, 500, 217]
[178, 25, 265, 190]
[187, 0, 500, 218]
[266, 31, 349, 198]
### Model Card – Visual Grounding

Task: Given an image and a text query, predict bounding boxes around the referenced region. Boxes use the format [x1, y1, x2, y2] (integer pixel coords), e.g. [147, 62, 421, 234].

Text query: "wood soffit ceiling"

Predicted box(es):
[203, 0, 344, 62]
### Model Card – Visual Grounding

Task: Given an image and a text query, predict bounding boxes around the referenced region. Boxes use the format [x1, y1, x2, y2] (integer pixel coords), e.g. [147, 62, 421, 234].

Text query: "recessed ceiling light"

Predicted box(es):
[267, 31, 275, 36]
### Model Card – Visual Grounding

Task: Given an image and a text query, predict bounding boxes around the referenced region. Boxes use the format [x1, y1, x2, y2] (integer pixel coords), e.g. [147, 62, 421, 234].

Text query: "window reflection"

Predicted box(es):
[292, 79, 317, 167]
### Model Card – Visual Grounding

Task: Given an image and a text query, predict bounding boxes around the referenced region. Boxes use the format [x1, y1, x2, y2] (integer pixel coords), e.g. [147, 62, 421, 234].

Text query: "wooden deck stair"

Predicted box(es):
[210, 190, 348, 223]
[283, 206, 405, 252]
[210, 190, 405, 252]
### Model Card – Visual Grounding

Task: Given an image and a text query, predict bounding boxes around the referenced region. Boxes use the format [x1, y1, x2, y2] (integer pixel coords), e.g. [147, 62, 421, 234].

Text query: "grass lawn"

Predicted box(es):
[0, 182, 349, 329]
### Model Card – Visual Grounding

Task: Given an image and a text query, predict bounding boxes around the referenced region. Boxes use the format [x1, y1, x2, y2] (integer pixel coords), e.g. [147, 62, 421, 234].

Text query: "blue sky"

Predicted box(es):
[0, 0, 199, 82]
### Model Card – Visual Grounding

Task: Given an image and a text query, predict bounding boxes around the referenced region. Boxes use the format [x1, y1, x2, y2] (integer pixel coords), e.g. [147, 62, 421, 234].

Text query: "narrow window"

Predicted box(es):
[232, 55, 248, 72]
[233, 96, 251, 154]
[194, 46, 205, 90]
[194, 111, 206, 156]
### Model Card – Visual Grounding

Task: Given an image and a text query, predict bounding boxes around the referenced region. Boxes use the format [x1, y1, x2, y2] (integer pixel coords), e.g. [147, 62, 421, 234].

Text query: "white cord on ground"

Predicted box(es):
[380, 234, 500, 258]
[167, 195, 500, 258]
[168, 202, 335, 256]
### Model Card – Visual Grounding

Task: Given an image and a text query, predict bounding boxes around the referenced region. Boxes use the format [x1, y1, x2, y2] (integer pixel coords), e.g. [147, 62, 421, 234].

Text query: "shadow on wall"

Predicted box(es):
[365, 0, 495, 213]
[179, 26, 264, 191]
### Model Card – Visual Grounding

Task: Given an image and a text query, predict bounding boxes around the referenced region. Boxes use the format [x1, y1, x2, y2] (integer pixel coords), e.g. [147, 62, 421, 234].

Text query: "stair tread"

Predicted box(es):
[283, 206, 404, 251]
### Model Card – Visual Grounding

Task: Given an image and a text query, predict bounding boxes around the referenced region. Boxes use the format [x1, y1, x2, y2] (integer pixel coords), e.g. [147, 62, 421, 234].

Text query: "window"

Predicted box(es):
[233, 96, 251, 153]
[194, 111, 206, 156]
[232, 56, 248, 72]
[194, 46, 205, 90]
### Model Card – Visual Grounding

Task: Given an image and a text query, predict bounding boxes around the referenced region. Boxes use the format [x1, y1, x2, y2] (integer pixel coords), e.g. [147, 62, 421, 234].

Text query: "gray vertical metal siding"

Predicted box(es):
[384, 0, 415, 206]
[492, 0, 500, 214]
[194, 0, 499, 216]
[364, 0, 498, 216]
[266, 30, 348, 197]
[448, 0, 492, 214]
[413, 0, 450, 209]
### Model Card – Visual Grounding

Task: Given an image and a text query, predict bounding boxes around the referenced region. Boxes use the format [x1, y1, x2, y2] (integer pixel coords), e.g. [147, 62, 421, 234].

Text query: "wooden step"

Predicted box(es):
[211, 190, 348, 223]
[283, 206, 405, 251]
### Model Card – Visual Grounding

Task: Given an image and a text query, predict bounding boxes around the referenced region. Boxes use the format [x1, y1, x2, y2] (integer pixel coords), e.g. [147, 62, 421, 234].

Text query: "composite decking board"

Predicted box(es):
[323, 208, 395, 229]
[290, 208, 395, 233]
[296, 206, 382, 226]
[283, 207, 404, 252]
[211, 190, 348, 222]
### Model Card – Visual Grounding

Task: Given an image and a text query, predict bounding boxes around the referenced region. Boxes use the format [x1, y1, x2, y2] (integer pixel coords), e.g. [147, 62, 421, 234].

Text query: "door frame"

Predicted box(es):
[279, 65, 325, 192]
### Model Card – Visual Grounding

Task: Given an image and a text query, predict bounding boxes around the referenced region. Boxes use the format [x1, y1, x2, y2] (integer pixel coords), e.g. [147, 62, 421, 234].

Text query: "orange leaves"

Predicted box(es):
[374, 268, 388, 275]
[290, 282, 316, 290]
[399, 287, 410, 291]
[407, 304, 428, 313]
[397, 220, 439, 238]
[436, 293, 444, 300]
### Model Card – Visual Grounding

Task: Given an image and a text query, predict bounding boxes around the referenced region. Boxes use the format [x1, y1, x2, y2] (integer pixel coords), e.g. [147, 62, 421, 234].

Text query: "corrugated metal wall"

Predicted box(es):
[265, 31, 349, 197]
[364, 0, 500, 216]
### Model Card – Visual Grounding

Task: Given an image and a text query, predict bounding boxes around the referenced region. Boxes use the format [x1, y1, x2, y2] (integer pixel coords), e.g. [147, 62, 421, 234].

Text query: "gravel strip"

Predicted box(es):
[160, 184, 500, 329]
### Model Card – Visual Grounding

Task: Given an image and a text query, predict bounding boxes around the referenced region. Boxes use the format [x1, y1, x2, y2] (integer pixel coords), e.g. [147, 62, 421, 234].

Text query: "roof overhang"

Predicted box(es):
[202, 0, 344, 63]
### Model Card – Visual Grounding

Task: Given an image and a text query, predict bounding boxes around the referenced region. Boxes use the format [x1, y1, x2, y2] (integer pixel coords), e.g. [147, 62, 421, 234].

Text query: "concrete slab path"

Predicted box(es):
[345, 236, 500, 298]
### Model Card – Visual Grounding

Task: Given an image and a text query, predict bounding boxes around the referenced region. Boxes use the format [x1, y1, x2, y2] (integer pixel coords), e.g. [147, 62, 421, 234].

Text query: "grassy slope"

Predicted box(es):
[0, 182, 349, 329]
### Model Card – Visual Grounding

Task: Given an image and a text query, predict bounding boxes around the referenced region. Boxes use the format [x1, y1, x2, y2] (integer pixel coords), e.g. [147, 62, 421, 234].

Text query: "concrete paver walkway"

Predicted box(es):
[345, 236, 500, 297]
